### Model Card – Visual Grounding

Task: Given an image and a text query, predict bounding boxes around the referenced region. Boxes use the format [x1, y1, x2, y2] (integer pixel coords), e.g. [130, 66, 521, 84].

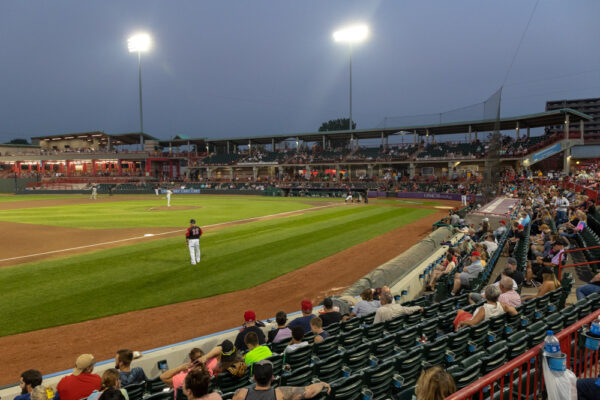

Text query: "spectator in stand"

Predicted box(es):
[15, 370, 43, 400]
[98, 388, 125, 400]
[234, 310, 266, 352]
[161, 348, 210, 395]
[310, 317, 330, 343]
[415, 366, 456, 400]
[319, 297, 343, 326]
[373, 292, 423, 324]
[494, 258, 524, 286]
[450, 251, 484, 296]
[183, 366, 221, 400]
[483, 233, 498, 256]
[267, 311, 292, 344]
[526, 241, 565, 286]
[522, 267, 561, 301]
[348, 288, 381, 318]
[56, 354, 101, 400]
[232, 359, 330, 400]
[115, 349, 147, 386]
[498, 275, 522, 307]
[243, 332, 272, 365]
[576, 271, 600, 300]
[427, 253, 456, 291]
[31, 386, 51, 400]
[284, 326, 309, 353]
[287, 299, 315, 333]
[455, 285, 518, 330]
[87, 369, 129, 400]
[494, 220, 508, 239]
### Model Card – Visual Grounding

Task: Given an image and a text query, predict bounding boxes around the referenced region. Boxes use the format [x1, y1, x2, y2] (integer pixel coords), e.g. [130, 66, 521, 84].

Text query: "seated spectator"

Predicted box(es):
[30, 386, 51, 400]
[427, 253, 456, 291]
[310, 317, 329, 343]
[455, 285, 518, 330]
[231, 359, 329, 400]
[483, 233, 498, 256]
[243, 332, 272, 365]
[493, 257, 524, 287]
[415, 366, 456, 400]
[87, 369, 129, 400]
[349, 288, 381, 318]
[287, 299, 315, 333]
[284, 326, 310, 354]
[451, 251, 484, 296]
[318, 297, 342, 326]
[493, 220, 507, 239]
[526, 241, 565, 286]
[161, 348, 208, 395]
[469, 272, 517, 304]
[183, 366, 221, 400]
[234, 310, 266, 352]
[498, 275, 522, 307]
[15, 369, 43, 400]
[373, 292, 423, 324]
[576, 271, 600, 300]
[267, 311, 292, 343]
[115, 349, 147, 386]
[57, 354, 101, 400]
[576, 375, 600, 400]
[522, 267, 561, 301]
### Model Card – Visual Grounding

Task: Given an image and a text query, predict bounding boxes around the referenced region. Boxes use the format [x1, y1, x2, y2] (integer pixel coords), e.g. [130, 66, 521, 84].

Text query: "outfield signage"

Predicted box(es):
[161, 188, 202, 194]
[531, 142, 562, 163]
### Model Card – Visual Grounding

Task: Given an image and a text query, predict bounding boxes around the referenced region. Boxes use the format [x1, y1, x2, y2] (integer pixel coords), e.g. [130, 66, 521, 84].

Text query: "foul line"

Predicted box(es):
[0, 204, 336, 263]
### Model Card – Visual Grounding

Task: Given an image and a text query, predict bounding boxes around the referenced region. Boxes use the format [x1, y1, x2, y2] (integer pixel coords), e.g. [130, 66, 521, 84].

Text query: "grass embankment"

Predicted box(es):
[0, 204, 434, 336]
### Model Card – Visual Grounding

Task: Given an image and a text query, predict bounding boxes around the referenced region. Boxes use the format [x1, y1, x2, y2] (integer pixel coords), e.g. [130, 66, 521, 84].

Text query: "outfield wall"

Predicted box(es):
[0, 178, 37, 193]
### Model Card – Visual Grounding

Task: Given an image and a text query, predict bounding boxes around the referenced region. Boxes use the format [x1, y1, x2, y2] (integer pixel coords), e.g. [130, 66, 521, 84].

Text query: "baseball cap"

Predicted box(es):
[190, 219, 196, 224]
[471, 251, 481, 257]
[73, 354, 94, 376]
[517, 224, 524, 229]
[301, 299, 312, 312]
[244, 310, 256, 322]
[219, 340, 236, 362]
[483, 218, 489, 222]
[500, 220, 507, 225]
[507, 257, 517, 265]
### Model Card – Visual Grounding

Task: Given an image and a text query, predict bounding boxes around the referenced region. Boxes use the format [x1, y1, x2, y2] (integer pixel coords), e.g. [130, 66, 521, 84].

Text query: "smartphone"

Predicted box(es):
[157, 360, 168, 370]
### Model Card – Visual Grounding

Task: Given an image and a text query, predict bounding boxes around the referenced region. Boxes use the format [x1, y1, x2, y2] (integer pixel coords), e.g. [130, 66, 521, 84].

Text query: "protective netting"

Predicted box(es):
[377, 88, 503, 128]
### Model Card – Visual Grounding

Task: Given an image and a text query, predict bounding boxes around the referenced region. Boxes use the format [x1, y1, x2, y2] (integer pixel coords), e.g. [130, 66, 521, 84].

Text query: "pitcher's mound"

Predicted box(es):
[148, 206, 202, 211]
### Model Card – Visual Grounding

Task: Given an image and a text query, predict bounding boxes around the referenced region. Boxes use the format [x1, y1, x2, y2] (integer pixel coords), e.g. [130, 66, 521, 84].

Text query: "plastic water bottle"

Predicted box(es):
[544, 330, 560, 355]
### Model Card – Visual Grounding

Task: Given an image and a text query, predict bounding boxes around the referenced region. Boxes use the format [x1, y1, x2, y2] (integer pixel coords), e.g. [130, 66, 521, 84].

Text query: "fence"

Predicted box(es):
[558, 245, 600, 279]
[446, 308, 600, 400]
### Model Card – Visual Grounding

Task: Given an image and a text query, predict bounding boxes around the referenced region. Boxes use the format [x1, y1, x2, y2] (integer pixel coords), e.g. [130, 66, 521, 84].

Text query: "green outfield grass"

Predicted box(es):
[0, 194, 89, 202]
[0, 198, 435, 337]
[0, 196, 331, 228]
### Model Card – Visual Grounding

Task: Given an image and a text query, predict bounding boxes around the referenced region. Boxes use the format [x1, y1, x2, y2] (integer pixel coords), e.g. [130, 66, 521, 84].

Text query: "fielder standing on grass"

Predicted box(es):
[186, 219, 202, 265]
[166, 188, 173, 207]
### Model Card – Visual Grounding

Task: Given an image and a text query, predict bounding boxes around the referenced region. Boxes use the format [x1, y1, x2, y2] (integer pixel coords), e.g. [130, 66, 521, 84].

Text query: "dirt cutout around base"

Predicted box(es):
[0, 204, 459, 385]
[147, 205, 202, 211]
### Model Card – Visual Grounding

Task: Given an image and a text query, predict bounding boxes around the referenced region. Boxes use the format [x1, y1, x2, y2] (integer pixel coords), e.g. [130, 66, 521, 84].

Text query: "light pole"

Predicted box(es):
[333, 24, 368, 132]
[127, 33, 151, 150]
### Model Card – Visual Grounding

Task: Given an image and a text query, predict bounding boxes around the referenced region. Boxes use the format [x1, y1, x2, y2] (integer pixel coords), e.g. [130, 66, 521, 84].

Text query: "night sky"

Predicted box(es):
[1, 0, 598, 143]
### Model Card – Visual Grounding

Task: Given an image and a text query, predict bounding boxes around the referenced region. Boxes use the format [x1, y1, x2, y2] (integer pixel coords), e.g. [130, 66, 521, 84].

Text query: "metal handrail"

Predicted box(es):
[446, 308, 600, 400]
[558, 245, 600, 279]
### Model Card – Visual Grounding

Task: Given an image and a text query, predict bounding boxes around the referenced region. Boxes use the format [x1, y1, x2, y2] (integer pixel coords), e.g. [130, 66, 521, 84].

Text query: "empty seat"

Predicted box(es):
[313, 354, 344, 382]
[280, 364, 313, 386]
[342, 343, 372, 372]
[362, 360, 395, 399]
[313, 335, 339, 360]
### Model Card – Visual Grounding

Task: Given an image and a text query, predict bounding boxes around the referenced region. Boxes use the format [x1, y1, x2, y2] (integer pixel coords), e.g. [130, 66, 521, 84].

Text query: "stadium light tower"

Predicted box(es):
[127, 33, 152, 149]
[333, 24, 369, 131]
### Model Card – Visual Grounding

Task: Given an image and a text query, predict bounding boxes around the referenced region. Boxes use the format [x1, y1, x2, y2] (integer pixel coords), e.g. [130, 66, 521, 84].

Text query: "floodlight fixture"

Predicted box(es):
[128, 33, 152, 53]
[333, 25, 368, 43]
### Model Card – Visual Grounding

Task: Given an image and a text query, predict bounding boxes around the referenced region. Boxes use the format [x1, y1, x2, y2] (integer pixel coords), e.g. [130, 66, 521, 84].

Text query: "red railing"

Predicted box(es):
[558, 246, 600, 279]
[446, 308, 600, 400]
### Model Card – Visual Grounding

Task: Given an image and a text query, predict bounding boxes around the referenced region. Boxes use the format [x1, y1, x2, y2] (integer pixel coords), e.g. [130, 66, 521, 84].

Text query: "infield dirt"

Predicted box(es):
[0, 198, 459, 385]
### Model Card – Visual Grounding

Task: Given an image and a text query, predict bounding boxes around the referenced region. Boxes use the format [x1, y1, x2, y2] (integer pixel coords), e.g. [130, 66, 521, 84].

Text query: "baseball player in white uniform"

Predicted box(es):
[166, 189, 173, 207]
[186, 219, 202, 265]
[90, 185, 97, 200]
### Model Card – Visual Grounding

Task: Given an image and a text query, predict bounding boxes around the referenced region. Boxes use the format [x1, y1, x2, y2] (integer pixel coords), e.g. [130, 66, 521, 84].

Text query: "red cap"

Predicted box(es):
[471, 251, 481, 257]
[517, 224, 524, 229]
[244, 310, 256, 322]
[500, 220, 506, 225]
[301, 299, 312, 311]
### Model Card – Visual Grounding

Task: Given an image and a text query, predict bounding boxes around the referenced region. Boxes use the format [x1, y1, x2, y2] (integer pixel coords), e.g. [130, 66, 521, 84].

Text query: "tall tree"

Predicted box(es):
[318, 118, 356, 132]
[6, 138, 29, 145]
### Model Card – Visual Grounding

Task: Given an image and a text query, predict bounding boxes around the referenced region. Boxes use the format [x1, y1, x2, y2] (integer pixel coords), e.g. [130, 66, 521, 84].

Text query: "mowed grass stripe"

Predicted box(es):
[0, 205, 434, 336]
[0, 196, 325, 228]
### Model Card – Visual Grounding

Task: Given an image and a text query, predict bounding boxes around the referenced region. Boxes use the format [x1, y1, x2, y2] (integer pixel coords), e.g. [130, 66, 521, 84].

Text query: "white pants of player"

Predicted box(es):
[188, 239, 201, 264]
[345, 195, 352, 202]
[167, 194, 171, 207]
[154, 189, 159, 196]
[461, 195, 467, 206]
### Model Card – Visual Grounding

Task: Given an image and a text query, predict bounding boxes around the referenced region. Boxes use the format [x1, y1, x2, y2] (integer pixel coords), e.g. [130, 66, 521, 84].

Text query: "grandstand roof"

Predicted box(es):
[205, 108, 592, 146]
[31, 131, 157, 145]
[158, 135, 206, 147]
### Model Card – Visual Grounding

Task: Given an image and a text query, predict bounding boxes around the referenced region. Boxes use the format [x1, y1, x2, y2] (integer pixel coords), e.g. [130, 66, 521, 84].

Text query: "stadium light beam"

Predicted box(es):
[127, 33, 152, 149]
[333, 24, 369, 132]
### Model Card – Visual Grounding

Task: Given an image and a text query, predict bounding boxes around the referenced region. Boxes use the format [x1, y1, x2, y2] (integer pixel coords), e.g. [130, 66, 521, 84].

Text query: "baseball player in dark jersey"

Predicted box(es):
[186, 219, 202, 265]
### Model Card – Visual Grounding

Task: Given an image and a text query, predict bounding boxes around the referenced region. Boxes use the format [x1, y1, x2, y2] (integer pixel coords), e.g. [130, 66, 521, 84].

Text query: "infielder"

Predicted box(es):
[186, 219, 202, 265]
[166, 189, 173, 207]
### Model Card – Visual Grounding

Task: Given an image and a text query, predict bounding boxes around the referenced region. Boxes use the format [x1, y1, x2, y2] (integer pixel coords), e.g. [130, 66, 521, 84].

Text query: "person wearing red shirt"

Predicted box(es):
[56, 354, 101, 400]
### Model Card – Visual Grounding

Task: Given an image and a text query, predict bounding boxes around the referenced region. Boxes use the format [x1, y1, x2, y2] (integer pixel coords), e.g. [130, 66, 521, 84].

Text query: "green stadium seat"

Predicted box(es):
[266, 353, 285, 375]
[143, 391, 173, 400]
[362, 360, 395, 399]
[526, 321, 548, 347]
[394, 325, 419, 350]
[145, 376, 167, 394]
[313, 335, 339, 360]
[447, 354, 482, 389]
[393, 347, 423, 388]
[280, 364, 313, 386]
[506, 331, 529, 359]
[123, 382, 145, 400]
[360, 313, 376, 326]
[384, 314, 406, 335]
[340, 327, 363, 348]
[481, 340, 508, 374]
[215, 369, 251, 394]
[362, 323, 384, 341]
[446, 327, 471, 357]
[395, 386, 416, 400]
[342, 343, 372, 372]
[327, 375, 363, 400]
[419, 317, 439, 340]
[313, 354, 344, 382]
[341, 318, 360, 332]
[561, 305, 579, 327]
[283, 343, 313, 370]
[369, 335, 396, 359]
[544, 313, 564, 333]
[422, 335, 449, 365]
[270, 339, 289, 354]
[469, 320, 491, 347]
[325, 322, 341, 337]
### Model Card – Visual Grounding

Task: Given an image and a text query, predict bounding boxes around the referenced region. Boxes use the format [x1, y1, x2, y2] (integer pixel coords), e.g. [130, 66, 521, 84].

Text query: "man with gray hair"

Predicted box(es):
[494, 257, 524, 287]
[451, 251, 484, 296]
[498, 275, 521, 307]
[373, 292, 423, 324]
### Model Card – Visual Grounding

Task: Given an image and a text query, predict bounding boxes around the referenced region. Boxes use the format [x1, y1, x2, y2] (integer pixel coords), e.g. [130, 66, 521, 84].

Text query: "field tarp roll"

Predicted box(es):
[340, 226, 453, 297]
